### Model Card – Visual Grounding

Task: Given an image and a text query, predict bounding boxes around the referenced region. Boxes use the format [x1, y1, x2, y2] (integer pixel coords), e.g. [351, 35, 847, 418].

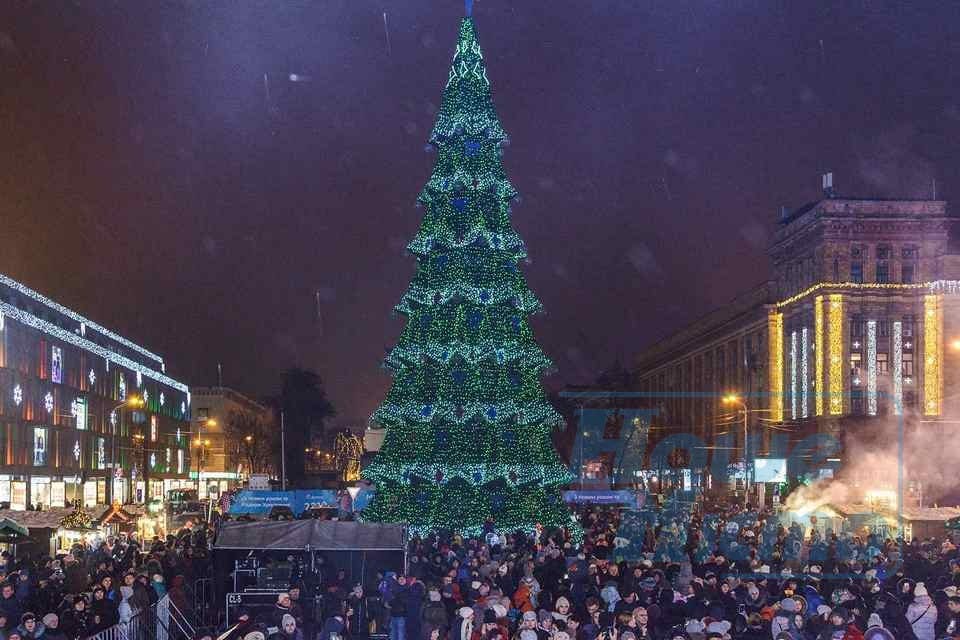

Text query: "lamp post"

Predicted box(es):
[192, 418, 216, 493]
[722, 394, 750, 506]
[107, 395, 144, 504]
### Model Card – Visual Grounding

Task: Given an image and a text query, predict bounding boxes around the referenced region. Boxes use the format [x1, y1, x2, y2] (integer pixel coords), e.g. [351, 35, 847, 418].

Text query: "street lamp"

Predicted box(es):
[192, 418, 216, 492]
[107, 395, 144, 504]
[722, 394, 750, 506]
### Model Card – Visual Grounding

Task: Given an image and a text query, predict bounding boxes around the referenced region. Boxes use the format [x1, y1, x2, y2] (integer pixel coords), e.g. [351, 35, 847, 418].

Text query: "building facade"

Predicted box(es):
[190, 386, 272, 497]
[0, 274, 192, 509]
[631, 188, 960, 497]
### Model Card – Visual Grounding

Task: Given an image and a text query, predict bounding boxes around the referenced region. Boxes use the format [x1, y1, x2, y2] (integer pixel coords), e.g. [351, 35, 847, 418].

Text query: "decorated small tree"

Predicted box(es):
[361, 5, 574, 537]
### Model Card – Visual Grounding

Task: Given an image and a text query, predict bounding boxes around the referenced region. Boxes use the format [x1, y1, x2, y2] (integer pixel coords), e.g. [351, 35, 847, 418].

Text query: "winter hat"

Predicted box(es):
[867, 613, 883, 628]
[483, 610, 497, 624]
[554, 633, 570, 640]
[492, 604, 507, 619]
[779, 598, 797, 613]
[554, 596, 570, 610]
[243, 633, 265, 640]
[683, 620, 705, 634]
[537, 610, 552, 623]
[522, 611, 537, 622]
[519, 631, 538, 640]
[915, 582, 928, 598]
[459, 607, 474, 619]
[21, 614, 36, 624]
[816, 604, 831, 617]
[281, 614, 295, 627]
[706, 620, 731, 635]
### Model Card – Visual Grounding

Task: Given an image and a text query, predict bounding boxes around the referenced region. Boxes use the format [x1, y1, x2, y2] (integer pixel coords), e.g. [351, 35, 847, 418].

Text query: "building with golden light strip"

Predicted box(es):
[632, 192, 960, 493]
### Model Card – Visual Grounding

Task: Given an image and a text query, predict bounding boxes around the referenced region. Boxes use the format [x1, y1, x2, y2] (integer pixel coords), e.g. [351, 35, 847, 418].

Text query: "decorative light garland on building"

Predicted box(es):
[790, 330, 798, 421]
[801, 326, 809, 418]
[0, 302, 188, 393]
[924, 294, 942, 416]
[893, 321, 903, 415]
[0, 273, 164, 365]
[866, 320, 878, 416]
[828, 294, 844, 415]
[768, 312, 784, 422]
[927, 280, 960, 294]
[814, 297, 824, 416]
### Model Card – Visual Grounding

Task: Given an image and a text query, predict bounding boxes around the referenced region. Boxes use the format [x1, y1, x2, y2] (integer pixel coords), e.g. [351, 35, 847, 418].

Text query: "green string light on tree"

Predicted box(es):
[362, 10, 578, 538]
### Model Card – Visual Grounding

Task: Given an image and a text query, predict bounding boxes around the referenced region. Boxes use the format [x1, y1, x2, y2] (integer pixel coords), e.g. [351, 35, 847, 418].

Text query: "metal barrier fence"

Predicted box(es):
[84, 594, 196, 640]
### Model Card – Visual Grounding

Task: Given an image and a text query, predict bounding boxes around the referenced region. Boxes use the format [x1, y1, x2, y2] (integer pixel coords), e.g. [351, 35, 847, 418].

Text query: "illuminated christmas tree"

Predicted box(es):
[362, 5, 575, 537]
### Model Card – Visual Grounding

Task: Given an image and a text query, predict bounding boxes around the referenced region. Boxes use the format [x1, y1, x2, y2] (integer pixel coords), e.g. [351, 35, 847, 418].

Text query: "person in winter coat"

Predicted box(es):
[151, 575, 167, 599]
[421, 588, 449, 639]
[905, 583, 937, 640]
[318, 615, 346, 640]
[269, 614, 303, 640]
[0, 584, 23, 629]
[57, 598, 87, 640]
[937, 594, 960, 639]
[89, 586, 118, 631]
[448, 607, 473, 640]
[117, 586, 135, 624]
[347, 585, 373, 637]
[15, 614, 44, 640]
[40, 615, 65, 640]
[389, 582, 409, 640]
[770, 598, 802, 638]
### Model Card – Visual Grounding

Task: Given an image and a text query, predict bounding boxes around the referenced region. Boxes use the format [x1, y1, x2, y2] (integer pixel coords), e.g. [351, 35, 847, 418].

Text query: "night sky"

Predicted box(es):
[2, 1, 959, 429]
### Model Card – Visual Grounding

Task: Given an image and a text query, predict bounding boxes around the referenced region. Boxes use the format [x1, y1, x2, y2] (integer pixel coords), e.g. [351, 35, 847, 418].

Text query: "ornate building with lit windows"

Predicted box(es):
[0, 274, 192, 509]
[631, 188, 960, 496]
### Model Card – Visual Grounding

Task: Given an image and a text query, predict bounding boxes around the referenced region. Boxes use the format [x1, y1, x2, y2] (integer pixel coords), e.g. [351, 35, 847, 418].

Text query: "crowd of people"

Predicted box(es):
[228, 504, 960, 640]
[0, 525, 212, 640]
[6, 503, 960, 640]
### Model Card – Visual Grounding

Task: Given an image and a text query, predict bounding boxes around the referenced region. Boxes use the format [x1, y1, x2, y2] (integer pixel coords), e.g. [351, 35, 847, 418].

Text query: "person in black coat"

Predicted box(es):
[58, 597, 88, 640]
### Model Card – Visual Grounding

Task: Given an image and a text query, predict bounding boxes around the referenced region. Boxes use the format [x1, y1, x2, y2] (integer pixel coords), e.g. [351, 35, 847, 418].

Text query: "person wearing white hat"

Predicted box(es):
[906, 583, 937, 640]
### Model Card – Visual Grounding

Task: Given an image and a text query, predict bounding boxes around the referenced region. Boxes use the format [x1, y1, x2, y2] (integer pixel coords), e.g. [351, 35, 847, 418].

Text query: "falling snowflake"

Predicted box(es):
[159, 392, 165, 407]
[74, 440, 81, 461]
[13, 384, 22, 406]
[143, 389, 149, 404]
[70, 399, 79, 417]
[88, 369, 96, 386]
[44, 392, 54, 414]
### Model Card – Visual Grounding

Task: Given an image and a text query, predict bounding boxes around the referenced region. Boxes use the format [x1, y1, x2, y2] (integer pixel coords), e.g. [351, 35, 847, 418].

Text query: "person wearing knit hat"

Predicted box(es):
[452, 607, 474, 640]
[907, 582, 937, 640]
[552, 597, 571, 623]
